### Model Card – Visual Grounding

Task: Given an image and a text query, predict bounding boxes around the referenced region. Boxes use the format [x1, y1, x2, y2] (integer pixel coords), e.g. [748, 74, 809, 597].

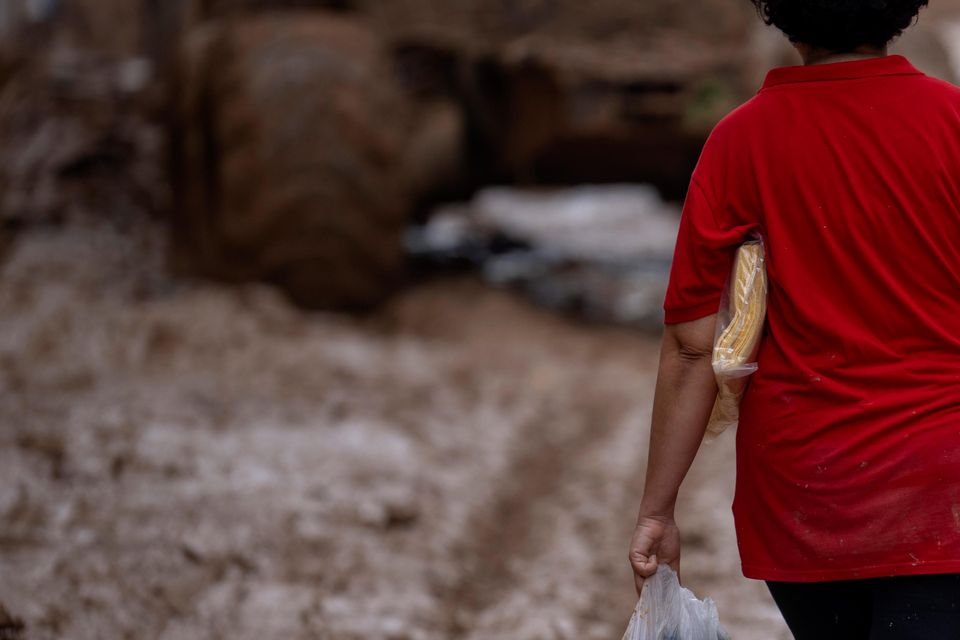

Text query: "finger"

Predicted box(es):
[629, 551, 659, 578]
[631, 559, 658, 581]
[633, 554, 659, 597]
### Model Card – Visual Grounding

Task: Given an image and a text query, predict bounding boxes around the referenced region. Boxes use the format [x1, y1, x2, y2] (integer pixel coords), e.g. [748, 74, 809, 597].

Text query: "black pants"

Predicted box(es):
[766, 573, 960, 639]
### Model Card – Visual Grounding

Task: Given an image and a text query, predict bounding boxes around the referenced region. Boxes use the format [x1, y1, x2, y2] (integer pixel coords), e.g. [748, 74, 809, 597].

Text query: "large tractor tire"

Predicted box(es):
[170, 12, 419, 309]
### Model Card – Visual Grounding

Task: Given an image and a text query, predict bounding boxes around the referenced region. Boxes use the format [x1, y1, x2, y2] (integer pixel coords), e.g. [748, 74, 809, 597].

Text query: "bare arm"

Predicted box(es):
[628, 313, 719, 594]
[640, 313, 719, 515]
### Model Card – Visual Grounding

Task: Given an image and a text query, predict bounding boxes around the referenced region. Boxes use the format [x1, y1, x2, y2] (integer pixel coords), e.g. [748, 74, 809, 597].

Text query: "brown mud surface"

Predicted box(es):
[0, 221, 789, 639]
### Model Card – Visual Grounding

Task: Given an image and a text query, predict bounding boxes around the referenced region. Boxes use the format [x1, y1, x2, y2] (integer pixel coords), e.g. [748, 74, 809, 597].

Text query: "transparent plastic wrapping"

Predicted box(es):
[620, 565, 730, 640]
[705, 232, 767, 439]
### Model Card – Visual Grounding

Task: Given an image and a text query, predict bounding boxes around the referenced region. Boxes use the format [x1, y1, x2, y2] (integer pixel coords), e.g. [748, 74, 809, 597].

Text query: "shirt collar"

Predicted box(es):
[760, 54, 924, 90]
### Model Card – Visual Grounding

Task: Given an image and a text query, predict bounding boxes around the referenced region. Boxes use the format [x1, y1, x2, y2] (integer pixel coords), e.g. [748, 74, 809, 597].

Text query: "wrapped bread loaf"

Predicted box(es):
[706, 236, 767, 438]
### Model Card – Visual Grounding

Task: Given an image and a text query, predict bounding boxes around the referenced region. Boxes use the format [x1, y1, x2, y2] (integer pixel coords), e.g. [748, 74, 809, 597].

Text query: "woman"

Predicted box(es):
[628, 1, 960, 638]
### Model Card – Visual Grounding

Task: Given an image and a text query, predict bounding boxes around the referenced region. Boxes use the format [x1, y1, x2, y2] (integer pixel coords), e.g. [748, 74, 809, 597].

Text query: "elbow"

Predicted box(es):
[677, 342, 713, 363]
[663, 314, 717, 363]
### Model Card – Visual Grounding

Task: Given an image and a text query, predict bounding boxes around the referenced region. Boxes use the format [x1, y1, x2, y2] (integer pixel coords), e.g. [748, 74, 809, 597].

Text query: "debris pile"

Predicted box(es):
[408, 184, 680, 328]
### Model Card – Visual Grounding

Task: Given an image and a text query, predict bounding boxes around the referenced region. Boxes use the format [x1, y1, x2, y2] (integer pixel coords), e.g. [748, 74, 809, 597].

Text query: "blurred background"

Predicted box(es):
[1, 1, 959, 638]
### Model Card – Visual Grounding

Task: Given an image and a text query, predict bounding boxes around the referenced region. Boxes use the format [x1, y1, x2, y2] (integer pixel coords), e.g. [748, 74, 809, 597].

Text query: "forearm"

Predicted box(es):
[637, 322, 719, 520]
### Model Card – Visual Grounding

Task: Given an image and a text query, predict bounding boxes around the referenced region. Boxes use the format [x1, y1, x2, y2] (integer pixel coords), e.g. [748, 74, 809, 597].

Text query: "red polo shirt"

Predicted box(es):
[664, 54, 960, 581]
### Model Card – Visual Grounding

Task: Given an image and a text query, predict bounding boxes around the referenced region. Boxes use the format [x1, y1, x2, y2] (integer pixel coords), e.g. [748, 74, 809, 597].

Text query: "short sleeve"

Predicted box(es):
[662, 176, 756, 324]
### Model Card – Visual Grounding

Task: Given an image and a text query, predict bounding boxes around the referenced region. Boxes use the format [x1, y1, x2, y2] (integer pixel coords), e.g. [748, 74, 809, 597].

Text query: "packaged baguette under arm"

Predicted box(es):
[705, 233, 767, 439]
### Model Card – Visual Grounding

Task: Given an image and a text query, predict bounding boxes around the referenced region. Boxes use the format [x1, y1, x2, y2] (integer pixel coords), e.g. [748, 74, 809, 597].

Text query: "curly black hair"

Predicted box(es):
[750, 0, 929, 52]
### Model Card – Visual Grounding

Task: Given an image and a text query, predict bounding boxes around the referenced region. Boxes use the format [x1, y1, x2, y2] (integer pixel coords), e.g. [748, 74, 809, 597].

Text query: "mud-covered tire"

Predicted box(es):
[169, 12, 417, 309]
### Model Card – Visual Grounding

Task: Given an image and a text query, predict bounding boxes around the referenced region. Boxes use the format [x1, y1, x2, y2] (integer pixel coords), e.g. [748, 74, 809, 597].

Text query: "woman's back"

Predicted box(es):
[663, 54, 960, 581]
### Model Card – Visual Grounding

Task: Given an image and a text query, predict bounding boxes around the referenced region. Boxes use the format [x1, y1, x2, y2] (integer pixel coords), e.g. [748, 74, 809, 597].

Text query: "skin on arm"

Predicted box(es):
[628, 312, 720, 596]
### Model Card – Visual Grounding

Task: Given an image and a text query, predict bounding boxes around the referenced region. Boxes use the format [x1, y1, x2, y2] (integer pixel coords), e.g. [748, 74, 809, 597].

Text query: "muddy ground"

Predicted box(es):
[0, 220, 789, 639]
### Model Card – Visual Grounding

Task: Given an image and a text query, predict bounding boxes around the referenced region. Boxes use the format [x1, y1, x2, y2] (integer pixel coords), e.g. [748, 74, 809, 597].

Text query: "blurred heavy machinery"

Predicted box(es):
[171, 0, 771, 195]
[156, 0, 766, 310]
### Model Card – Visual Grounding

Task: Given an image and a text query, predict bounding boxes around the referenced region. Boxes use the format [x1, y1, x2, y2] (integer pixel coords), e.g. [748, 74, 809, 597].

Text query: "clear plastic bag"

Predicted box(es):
[621, 565, 730, 640]
[705, 232, 768, 439]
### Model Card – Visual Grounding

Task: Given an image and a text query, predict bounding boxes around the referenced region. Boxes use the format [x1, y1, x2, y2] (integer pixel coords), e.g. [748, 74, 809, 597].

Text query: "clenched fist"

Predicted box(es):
[628, 514, 681, 597]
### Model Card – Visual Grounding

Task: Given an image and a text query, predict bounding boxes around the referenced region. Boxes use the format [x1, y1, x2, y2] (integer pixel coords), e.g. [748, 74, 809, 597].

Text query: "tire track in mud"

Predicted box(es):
[442, 403, 614, 631]
[439, 358, 658, 639]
